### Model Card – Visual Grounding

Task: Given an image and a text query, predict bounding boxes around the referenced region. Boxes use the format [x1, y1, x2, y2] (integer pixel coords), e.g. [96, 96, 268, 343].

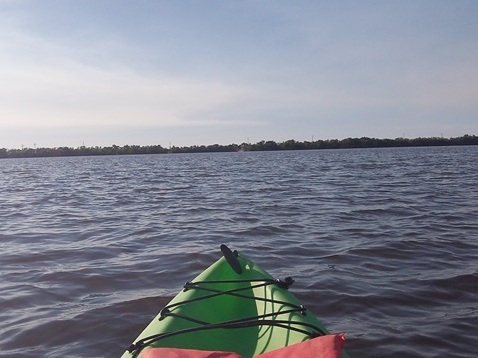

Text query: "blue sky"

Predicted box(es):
[1, 1, 477, 149]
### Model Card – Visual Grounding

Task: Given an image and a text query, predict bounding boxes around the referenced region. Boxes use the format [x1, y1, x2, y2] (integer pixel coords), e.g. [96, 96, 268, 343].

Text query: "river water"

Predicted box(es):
[1, 146, 477, 357]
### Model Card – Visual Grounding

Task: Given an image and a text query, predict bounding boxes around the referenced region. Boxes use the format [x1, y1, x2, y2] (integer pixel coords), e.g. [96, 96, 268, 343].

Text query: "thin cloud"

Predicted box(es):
[0, 26, 262, 128]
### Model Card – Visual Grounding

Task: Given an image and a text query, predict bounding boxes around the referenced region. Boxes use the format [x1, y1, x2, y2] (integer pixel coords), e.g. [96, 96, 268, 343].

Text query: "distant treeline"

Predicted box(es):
[1, 134, 477, 159]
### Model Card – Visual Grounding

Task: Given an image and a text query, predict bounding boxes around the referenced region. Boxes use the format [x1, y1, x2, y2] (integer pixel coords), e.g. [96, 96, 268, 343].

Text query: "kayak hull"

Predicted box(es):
[121, 248, 343, 358]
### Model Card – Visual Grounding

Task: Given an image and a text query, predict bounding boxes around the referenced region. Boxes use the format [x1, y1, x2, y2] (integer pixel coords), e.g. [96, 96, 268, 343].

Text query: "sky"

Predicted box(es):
[1, 0, 478, 149]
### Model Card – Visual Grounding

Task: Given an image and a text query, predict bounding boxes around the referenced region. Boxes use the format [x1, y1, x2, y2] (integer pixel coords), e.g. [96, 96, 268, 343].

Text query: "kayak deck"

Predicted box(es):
[121, 246, 339, 358]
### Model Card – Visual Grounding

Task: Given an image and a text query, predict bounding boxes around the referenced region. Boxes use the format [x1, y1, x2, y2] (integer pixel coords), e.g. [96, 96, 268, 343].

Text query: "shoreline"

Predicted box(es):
[1, 134, 477, 159]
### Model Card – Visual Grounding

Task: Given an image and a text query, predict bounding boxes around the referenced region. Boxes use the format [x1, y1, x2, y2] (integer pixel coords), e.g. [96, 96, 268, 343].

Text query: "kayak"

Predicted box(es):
[121, 245, 348, 358]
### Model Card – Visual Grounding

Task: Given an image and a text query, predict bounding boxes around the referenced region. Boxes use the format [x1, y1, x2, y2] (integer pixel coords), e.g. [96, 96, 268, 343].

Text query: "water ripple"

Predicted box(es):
[1, 147, 477, 357]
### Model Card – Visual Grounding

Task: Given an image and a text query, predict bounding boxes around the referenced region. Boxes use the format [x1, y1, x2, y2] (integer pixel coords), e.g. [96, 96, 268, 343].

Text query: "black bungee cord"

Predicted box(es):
[127, 277, 326, 355]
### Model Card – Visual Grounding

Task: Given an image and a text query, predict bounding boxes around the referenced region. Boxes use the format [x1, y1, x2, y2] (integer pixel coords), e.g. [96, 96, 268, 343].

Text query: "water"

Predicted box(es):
[1, 146, 477, 358]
